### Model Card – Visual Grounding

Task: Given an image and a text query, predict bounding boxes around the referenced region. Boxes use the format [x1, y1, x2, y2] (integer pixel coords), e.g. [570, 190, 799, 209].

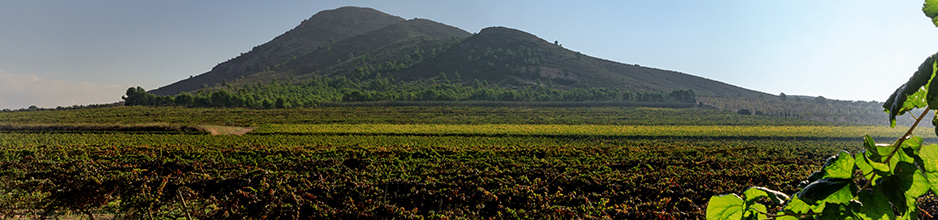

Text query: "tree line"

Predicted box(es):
[123, 76, 696, 109]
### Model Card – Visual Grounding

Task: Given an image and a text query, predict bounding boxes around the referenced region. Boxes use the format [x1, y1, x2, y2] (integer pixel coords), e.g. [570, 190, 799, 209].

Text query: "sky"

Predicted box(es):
[1, 1, 937, 109]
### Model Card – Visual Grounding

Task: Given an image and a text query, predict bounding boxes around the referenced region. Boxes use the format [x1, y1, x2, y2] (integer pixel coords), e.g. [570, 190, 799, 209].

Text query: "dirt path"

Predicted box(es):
[199, 125, 257, 136]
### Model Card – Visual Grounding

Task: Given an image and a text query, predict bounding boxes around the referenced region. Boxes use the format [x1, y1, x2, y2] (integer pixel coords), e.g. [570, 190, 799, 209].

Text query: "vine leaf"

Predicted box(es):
[778, 196, 819, 219]
[745, 203, 767, 220]
[822, 151, 854, 179]
[883, 53, 938, 127]
[856, 152, 889, 181]
[859, 136, 891, 178]
[868, 155, 891, 176]
[796, 178, 854, 205]
[925, 0, 938, 27]
[863, 135, 877, 154]
[742, 186, 789, 206]
[876, 162, 929, 216]
[919, 144, 938, 192]
[706, 194, 745, 220]
[851, 186, 896, 220]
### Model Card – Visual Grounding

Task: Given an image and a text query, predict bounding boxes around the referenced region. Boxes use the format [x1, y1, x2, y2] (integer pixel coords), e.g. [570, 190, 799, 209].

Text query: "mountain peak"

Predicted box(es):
[477, 26, 543, 42]
[149, 7, 404, 95]
[296, 6, 401, 34]
[151, 6, 770, 101]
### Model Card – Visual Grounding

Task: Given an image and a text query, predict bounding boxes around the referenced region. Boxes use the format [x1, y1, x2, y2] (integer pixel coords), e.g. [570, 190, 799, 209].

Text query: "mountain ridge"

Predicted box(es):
[150, 6, 770, 100]
[150, 6, 406, 95]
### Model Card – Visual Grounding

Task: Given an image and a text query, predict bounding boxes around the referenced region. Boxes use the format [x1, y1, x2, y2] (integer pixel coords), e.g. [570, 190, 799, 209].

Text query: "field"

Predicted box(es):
[0, 106, 933, 219]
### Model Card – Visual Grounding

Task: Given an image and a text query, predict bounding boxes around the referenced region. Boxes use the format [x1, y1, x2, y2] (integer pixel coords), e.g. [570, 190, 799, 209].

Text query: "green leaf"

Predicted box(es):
[876, 163, 928, 216]
[926, 0, 938, 27]
[822, 151, 855, 179]
[774, 216, 800, 220]
[918, 144, 938, 192]
[743, 186, 790, 206]
[856, 152, 887, 184]
[868, 156, 891, 177]
[883, 53, 938, 127]
[919, 144, 938, 173]
[879, 179, 907, 211]
[780, 195, 821, 217]
[860, 143, 891, 178]
[819, 203, 850, 219]
[807, 170, 825, 183]
[856, 152, 873, 176]
[707, 194, 745, 220]
[863, 135, 877, 153]
[797, 178, 855, 205]
[745, 203, 767, 220]
[905, 168, 930, 198]
[902, 136, 925, 165]
[902, 135, 924, 152]
[873, 143, 892, 160]
[851, 186, 896, 220]
[810, 152, 853, 181]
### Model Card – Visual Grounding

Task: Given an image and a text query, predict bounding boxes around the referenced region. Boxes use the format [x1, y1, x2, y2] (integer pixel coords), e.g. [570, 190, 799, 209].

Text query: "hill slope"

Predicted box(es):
[150, 6, 405, 95]
[398, 27, 766, 97]
[287, 18, 472, 77]
[150, 7, 770, 101]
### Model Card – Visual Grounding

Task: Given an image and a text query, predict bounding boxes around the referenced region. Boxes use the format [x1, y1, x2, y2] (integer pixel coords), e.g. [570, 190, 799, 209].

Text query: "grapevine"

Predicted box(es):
[706, 1, 938, 219]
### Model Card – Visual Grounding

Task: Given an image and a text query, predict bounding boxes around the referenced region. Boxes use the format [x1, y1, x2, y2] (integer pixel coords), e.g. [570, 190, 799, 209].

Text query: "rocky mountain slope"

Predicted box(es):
[151, 6, 769, 100]
[150, 7, 405, 95]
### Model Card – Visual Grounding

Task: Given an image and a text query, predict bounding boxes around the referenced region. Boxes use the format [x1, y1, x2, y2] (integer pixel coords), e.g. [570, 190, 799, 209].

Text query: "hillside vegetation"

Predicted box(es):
[147, 7, 769, 105]
[149, 7, 406, 95]
[129, 6, 909, 126]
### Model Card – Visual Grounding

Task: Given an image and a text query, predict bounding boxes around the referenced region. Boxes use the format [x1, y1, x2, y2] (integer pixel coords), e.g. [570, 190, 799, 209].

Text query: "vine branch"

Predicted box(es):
[860, 107, 930, 192]
[886, 106, 930, 164]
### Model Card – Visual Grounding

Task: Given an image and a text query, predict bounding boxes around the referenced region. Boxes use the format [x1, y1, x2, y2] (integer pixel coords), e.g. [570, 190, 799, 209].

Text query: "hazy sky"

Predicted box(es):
[2, 1, 937, 109]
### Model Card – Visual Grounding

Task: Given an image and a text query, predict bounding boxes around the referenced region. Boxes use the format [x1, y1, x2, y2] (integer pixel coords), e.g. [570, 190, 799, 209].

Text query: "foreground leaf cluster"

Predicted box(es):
[708, 136, 938, 219]
[707, 3, 938, 218]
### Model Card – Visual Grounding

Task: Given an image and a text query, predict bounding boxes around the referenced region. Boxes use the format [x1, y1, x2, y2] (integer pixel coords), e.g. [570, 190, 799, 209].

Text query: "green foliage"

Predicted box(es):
[925, 0, 938, 26]
[706, 194, 746, 219]
[707, 4, 938, 218]
[122, 86, 158, 106]
[123, 76, 698, 109]
[0, 106, 850, 127]
[707, 134, 935, 219]
[882, 52, 938, 127]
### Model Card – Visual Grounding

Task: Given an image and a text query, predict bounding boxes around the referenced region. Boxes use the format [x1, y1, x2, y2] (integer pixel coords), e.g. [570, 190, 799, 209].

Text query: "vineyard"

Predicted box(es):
[0, 105, 841, 126]
[0, 106, 927, 219]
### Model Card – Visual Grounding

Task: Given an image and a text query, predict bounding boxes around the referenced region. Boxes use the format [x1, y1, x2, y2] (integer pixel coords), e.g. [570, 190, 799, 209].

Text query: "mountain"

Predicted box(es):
[150, 6, 406, 95]
[285, 18, 471, 77]
[398, 27, 765, 97]
[150, 6, 770, 100]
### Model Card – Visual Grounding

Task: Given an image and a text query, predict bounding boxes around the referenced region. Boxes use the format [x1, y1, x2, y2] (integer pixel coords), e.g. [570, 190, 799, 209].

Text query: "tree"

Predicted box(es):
[815, 96, 827, 104]
[123, 86, 156, 106]
[172, 93, 191, 107]
[779, 92, 787, 101]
